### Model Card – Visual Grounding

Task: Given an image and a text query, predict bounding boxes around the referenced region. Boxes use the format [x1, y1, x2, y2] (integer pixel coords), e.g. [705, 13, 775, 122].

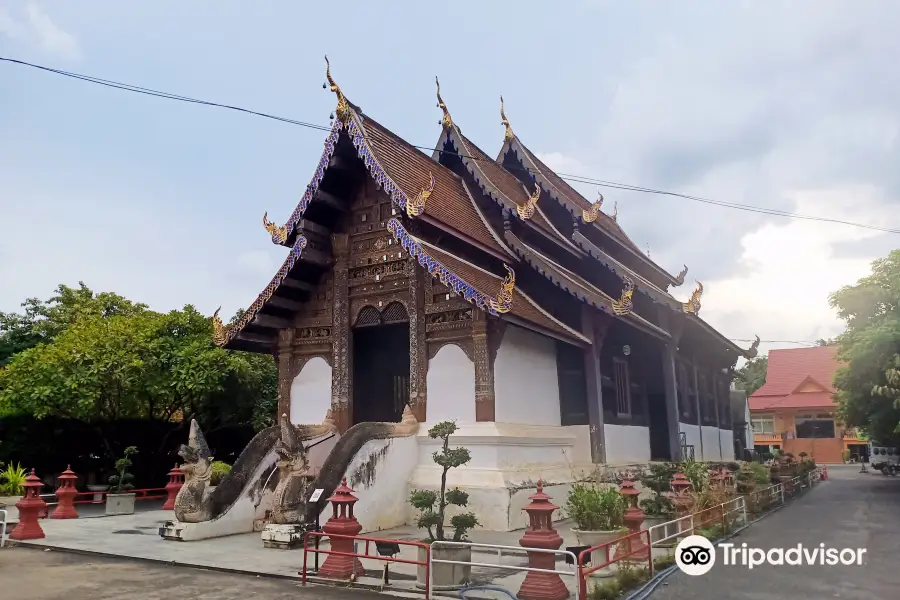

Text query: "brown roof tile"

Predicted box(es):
[360, 116, 508, 256]
[415, 237, 590, 344]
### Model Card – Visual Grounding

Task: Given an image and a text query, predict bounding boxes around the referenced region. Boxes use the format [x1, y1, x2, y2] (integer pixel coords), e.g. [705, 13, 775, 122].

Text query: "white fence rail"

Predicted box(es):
[1, 509, 8, 548]
[429, 540, 580, 600]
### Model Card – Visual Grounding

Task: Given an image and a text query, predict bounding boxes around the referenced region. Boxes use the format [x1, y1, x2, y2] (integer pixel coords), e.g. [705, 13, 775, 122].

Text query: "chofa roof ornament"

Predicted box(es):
[744, 335, 761, 359]
[435, 76, 453, 128]
[500, 96, 515, 142]
[211, 307, 230, 346]
[674, 265, 689, 287]
[488, 265, 516, 314]
[263, 212, 288, 244]
[324, 55, 351, 123]
[682, 281, 703, 315]
[611, 277, 635, 316]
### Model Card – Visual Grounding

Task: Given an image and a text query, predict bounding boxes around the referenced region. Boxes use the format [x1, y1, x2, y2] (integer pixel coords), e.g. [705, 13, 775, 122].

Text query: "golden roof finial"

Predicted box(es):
[406, 172, 435, 217]
[500, 96, 515, 141]
[744, 335, 761, 359]
[263, 212, 288, 244]
[611, 277, 635, 316]
[211, 307, 229, 346]
[582, 192, 604, 223]
[435, 76, 453, 128]
[489, 265, 516, 313]
[611, 200, 618, 222]
[674, 265, 688, 286]
[516, 184, 540, 220]
[324, 55, 351, 123]
[682, 281, 703, 314]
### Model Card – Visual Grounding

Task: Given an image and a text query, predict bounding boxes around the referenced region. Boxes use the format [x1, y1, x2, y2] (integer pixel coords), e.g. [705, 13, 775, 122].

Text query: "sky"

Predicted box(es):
[2, 1, 899, 358]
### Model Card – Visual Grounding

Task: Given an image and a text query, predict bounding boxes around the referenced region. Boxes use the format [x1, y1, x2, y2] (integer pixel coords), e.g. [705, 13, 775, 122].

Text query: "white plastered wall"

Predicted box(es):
[494, 325, 561, 426]
[426, 343, 476, 423]
[680, 423, 702, 459]
[701, 426, 722, 461]
[719, 429, 735, 461]
[290, 356, 332, 425]
[603, 424, 651, 464]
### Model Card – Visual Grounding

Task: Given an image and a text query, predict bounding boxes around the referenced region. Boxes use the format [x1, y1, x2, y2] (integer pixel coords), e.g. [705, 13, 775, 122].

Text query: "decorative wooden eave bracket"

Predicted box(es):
[406, 173, 434, 218]
[682, 281, 704, 315]
[743, 335, 761, 359]
[387, 218, 514, 315]
[611, 276, 635, 316]
[516, 185, 541, 220]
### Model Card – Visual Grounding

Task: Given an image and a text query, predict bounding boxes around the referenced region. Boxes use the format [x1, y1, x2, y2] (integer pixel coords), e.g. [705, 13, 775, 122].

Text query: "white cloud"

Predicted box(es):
[696, 184, 896, 355]
[0, 3, 81, 60]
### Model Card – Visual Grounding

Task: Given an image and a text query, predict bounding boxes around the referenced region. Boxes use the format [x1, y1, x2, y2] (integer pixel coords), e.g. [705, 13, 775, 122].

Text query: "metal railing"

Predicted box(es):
[646, 496, 748, 551]
[0, 509, 8, 548]
[430, 540, 580, 600]
[301, 531, 431, 598]
[37, 487, 169, 517]
[577, 529, 653, 599]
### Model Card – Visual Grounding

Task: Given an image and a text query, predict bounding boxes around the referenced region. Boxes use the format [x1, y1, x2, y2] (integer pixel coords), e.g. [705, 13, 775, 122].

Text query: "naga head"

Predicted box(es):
[178, 419, 213, 480]
[275, 414, 309, 473]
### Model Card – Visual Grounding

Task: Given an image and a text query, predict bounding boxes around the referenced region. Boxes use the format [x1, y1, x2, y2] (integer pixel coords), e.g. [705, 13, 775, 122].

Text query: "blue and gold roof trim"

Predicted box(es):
[387, 218, 514, 316]
[212, 235, 308, 347]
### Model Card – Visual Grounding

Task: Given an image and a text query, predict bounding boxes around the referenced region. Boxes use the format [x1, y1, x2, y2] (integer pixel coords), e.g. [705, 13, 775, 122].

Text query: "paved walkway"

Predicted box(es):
[649, 465, 900, 600]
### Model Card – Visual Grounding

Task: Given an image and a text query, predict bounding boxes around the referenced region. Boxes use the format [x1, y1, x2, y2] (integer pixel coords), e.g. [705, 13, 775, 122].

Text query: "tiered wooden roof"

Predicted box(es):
[214, 59, 751, 360]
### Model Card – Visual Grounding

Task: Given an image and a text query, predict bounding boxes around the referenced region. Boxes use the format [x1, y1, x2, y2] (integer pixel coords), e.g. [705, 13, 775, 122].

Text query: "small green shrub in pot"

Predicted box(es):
[106, 446, 139, 516]
[567, 483, 626, 549]
[210, 461, 232, 486]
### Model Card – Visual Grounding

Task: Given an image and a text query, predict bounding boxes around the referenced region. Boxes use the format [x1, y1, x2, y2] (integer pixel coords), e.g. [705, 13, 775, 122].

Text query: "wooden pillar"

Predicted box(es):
[582, 306, 611, 464]
[659, 308, 683, 461]
[473, 309, 495, 422]
[408, 259, 428, 423]
[331, 233, 351, 433]
[276, 329, 294, 426]
[692, 361, 705, 461]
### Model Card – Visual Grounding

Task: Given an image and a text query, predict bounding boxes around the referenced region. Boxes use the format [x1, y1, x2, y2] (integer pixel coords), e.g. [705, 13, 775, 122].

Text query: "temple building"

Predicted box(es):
[211, 59, 756, 530]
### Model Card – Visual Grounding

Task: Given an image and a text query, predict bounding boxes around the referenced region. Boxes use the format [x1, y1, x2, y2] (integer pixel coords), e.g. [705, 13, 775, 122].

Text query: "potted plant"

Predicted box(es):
[409, 421, 479, 590]
[0, 462, 27, 524]
[566, 482, 627, 547]
[105, 446, 138, 516]
[639, 463, 676, 542]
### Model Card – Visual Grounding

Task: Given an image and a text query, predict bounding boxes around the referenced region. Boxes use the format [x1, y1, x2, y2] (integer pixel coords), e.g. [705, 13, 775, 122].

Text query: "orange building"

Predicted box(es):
[749, 346, 865, 464]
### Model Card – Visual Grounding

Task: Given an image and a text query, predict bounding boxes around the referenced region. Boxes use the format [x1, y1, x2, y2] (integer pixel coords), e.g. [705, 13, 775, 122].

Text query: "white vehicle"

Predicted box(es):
[869, 443, 900, 475]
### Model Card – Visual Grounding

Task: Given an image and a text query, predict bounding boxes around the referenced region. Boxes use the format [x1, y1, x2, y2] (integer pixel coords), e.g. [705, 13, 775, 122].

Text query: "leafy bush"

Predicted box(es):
[653, 553, 676, 570]
[589, 564, 650, 599]
[409, 421, 479, 542]
[0, 462, 27, 496]
[640, 463, 676, 517]
[566, 484, 626, 531]
[680, 460, 710, 492]
[109, 446, 138, 493]
[210, 461, 232, 486]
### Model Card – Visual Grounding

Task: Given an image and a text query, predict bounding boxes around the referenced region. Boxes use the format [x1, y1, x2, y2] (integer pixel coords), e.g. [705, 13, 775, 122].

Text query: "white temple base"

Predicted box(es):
[260, 523, 305, 549]
[158, 515, 268, 542]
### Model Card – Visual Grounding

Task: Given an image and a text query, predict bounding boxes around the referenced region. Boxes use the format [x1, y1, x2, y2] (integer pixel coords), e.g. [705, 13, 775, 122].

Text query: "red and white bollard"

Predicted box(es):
[10, 469, 47, 540]
[51, 465, 79, 519]
[162, 464, 184, 511]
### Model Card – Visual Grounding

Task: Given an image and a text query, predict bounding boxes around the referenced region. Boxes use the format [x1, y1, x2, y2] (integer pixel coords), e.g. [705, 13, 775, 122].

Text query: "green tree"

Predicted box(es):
[830, 250, 900, 444]
[734, 356, 768, 396]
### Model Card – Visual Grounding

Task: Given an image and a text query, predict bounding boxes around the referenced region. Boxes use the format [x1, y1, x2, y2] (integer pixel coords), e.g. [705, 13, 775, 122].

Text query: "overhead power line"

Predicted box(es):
[4, 56, 899, 235]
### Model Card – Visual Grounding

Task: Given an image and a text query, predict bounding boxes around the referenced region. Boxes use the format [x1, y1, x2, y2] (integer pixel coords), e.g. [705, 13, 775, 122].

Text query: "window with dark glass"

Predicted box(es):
[556, 341, 589, 426]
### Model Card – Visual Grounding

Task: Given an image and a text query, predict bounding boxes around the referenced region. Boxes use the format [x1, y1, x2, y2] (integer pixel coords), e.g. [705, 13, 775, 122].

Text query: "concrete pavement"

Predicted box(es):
[648, 465, 900, 600]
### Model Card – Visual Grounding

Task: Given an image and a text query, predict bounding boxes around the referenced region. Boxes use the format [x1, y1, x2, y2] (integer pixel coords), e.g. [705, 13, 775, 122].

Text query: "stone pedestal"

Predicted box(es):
[261, 523, 305, 549]
[317, 478, 364, 580]
[51, 465, 79, 519]
[162, 465, 184, 511]
[518, 480, 569, 600]
[10, 469, 47, 540]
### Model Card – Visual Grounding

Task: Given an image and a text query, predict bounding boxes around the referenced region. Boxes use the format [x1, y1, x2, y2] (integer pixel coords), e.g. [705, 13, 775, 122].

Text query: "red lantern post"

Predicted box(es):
[51, 466, 79, 519]
[613, 479, 648, 562]
[317, 477, 365, 580]
[10, 469, 47, 540]
[668, 471, 693, 537]
[517, 480, 569, 600]
[162, 464, 184, 511]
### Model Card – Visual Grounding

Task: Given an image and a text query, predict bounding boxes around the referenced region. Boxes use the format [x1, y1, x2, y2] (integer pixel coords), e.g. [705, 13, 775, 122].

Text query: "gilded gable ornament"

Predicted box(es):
[263, 212, 288, 244]
[435, 76, 453, 128]
[500, 96, 515, 142]
[682, 281, 703, 315]
[488, 265, 516, 314]
[611, 277, 635, 316]
[324, 56, 350, 123]
[674, 265, 689, 286]
[211, 307, 230, 346]
[406, 173, 434, 217]
[582, 192, 604, 223]
[744, 335, 761, 359]
[516, 185, 540, 220]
